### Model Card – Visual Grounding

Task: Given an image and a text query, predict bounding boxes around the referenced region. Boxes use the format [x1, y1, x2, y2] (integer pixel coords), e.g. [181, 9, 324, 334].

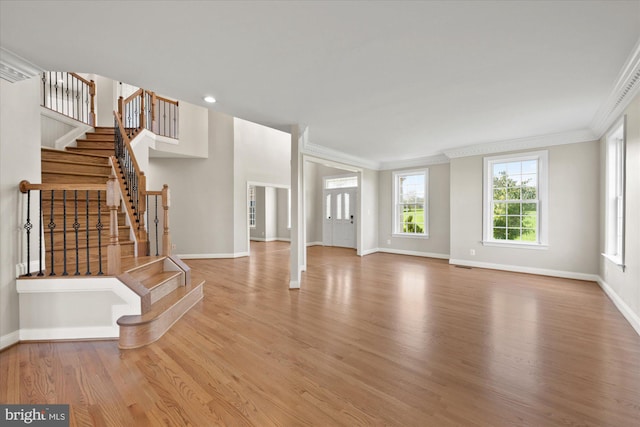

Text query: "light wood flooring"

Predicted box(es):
[2, 242, 640, 426]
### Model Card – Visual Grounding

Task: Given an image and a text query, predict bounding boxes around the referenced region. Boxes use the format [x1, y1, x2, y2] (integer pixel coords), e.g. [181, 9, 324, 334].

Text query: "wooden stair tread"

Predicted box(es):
[42, 147, 111, 161]
[47, 240, 135, 252]
[43, 170, 111, 178]
[121, 256, 165, 272]
[46, 225, 129, 233]
[42, 158, 112, 168]
[140, 271, 183, 291]
[118, 281, 203, 327]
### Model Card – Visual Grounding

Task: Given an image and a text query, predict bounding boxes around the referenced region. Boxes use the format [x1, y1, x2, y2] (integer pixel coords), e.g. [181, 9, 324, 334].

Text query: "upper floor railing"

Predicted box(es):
[118, 89, 179, 140]
[41, 71, 96, 125]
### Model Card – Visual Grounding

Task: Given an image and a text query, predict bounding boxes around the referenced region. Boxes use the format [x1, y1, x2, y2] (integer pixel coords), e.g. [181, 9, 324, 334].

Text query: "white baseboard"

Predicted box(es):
[378, 248, 450, 259]
[276, 237, 291, 242]
[306, 241, 323, 247]
[0, 330, 20, 350]
[20, 327, 118, 341]
[448, 259, 599, 282]
[289, 280, 300, 289]
[178, 252, 250, 259]
[597, 276, 640, 336]
[360, 247, 379, 256]
[250, 237, 290, 242]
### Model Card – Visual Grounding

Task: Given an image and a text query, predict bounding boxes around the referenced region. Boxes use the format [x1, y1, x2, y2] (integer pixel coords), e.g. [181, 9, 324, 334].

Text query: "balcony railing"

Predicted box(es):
[41, 71, 95, 125]
[118, 89, 178, 140]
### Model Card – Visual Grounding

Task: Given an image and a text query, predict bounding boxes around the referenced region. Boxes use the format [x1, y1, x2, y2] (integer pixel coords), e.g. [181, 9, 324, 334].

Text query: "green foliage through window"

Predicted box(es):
[491, 160, 538, 242]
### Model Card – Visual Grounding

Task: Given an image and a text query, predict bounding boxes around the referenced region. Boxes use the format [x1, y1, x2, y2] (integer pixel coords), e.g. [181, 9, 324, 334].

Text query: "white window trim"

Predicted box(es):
[482, 150, 548, 248]
[602, 116, 626, 271]
[392, 168, 429, 238]
[323, 173, 359, 190]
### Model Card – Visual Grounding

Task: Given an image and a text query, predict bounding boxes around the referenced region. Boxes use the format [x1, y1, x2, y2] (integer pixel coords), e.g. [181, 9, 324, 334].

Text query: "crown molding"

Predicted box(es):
[443, 128, 597, 159]
[0, 47, 43, 83]
[379, 153, 450, 170]
[590, 37, 640, 138]
[301, 140, 381, 171]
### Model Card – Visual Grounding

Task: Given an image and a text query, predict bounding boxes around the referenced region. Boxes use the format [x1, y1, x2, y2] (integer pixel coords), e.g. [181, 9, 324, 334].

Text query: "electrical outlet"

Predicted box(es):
[387, 239, 391, 245]
[171, 244, 177, 250]
[470, 249, 476, 256]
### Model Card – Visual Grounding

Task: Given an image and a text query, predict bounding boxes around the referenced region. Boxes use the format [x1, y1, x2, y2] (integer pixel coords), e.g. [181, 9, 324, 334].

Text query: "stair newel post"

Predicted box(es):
[140, 91, 146, 131]
[162, 184, 171, 256]
[118, 96, 124, 121]
[89, 80, 96, 126]
[138, 173, 148, 256]
[107, 175, 122, 275]
[151, 92, 158, 134]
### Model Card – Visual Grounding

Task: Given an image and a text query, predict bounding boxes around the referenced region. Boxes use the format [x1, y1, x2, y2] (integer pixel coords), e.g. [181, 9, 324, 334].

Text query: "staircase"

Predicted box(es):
[39, 126, 203, 349]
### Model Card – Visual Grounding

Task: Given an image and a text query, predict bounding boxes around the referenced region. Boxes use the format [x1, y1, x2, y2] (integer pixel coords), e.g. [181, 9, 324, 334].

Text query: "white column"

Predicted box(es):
[290, 125, 306, 289]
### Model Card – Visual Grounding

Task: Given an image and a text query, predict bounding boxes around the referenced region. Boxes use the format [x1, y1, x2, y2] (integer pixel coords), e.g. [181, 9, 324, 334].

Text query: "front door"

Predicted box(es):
[323, 188, 357, 248]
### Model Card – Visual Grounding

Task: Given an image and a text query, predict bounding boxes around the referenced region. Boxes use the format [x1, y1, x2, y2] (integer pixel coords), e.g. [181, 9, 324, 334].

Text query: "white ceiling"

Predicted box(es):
[1, 1, 639, 166]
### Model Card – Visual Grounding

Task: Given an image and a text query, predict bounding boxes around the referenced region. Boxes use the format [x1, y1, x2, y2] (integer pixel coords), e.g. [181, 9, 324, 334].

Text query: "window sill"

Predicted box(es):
[481, 240, 548, 250]
[392, 233, 429, 239]
[601, 253, 625, 271]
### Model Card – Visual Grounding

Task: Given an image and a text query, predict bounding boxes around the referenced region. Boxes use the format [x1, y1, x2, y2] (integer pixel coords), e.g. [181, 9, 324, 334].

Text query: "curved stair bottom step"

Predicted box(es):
[117, 280, 204, 349]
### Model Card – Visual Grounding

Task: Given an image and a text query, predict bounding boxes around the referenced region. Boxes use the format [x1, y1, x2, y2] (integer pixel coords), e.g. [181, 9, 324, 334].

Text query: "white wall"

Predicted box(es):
[41, 114, 74, 147]
[276, 187, 290, 240]
[599, 93, 640, 330]
[151, 100, 209, 158]
[93, 74, 118, 127]
[361, 168, 379, 255]
[148, 110, 235, 256]
[450, 141, 600, 276]
[0, 77, 41, 348]
[233, 118, 290, 254]
[304, 161, 322, 244]
[149, 114, 290, 257]
[265, 187, 277, 240]
[378, 163, 450, 257]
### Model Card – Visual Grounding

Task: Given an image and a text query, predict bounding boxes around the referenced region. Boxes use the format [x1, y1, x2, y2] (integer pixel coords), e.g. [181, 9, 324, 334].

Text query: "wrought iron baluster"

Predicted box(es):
[48, 190, 56, 276]
[62, 190, 68, 276]
[38, 191, 43, 276]
[85, 190, 91, 275]
[154, 195, 159, 256]
[24, 190, 32, 276]
[97, 190, 104, 275]
[48, 72, 52, 109]
[41, 72, 46, 107]
[73, 190, 80, 275]
[146, 194, 150, 256]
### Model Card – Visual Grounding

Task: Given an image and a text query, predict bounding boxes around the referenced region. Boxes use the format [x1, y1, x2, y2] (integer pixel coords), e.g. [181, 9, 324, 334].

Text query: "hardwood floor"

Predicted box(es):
[2, 242, 640, 426]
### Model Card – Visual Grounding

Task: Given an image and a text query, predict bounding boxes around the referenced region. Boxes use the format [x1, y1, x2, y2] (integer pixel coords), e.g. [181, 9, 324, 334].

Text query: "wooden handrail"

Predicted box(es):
[156, 94, 179, 106]
[20, 181, 106, 193]
[122, 88, 144, 106]
[69, 72, 92, 86]
[113, 111, 144, 176]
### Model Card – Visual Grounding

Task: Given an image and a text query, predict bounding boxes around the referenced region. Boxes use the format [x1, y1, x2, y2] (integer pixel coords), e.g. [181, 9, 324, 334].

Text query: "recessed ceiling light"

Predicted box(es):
[203, 96, 216, 103]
